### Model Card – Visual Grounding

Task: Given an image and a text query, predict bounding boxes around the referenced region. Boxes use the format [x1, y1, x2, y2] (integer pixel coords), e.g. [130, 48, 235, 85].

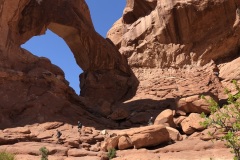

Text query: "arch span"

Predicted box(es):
[1, 0, 138, 102]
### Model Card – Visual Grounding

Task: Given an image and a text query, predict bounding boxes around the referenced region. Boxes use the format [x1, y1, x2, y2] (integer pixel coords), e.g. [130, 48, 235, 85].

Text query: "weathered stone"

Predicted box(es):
[200, 128, 217, 141]
[155, 138, 233, 160]
[107, 0, 240, 118]
[3, 127, 31, 134]
[113, 150, 161, 160]
[174, 116, 186, 128]
[0, 0, 138, 129]
[67, 149, 98, 157]
[129, 112, 152, 124]
[65, 156, 101, 160]
[0, 132, 37, 145]
[118, 136, 133, 150]
[123, 0, 157, 24]
[180, 113, 205, 135]
[64, 138, 80, 148]
[108, 0, 240, 68]
[166, 127, 183, 141]
[100, 136, 120, 151]
[0, 142, 68, 156]
[188, 113, 205, 131]
[219, 56, 240, 81]
[89, 142, 100, 152]
[181, 119, 196, 135]
[109, 108, 130, 120]
[177, 95, 214, 114]
[0, 0, 239, 160]
[154, 109, 176, 128]
[40, 122, 64, 130]
[175, 110, 187, 116]
[123, 125, 170, 149]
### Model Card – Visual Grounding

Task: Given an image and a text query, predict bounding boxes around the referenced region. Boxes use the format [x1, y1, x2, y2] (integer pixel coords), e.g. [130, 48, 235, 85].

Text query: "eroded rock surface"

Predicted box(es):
[0, 123, 234, 160]
[0, 0, 240, 160]
[107, 0, 240, 128]
[108, 0, 240, 67]
[0, 0, 138, 108]
[0, 0, 139, 129]
[106, 0, 240, 159]
[108, 0, 240, 107]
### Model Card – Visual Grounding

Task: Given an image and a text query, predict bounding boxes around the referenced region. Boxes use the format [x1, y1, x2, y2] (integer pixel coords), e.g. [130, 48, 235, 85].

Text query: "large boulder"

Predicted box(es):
[219, 57, 240, 91]
[219, 57, 240, 81]
[180, 113, 206, 135]
[118, 136, 133, 150]
[101, 136, 120, 151]
[102, 125, 170, 150]
[126, 125, 170, 149]
[154, 109, 176, 128]
[166, 127, 183, 141]
[177, 95, 215, 114]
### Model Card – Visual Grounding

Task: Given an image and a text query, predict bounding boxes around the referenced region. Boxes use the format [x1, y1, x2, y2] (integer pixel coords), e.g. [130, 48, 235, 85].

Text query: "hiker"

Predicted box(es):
[148, 117, 154, 126]
[213, 68, 219, 76]
[78, 121, 82, 133]
[56, 130, 62, 143]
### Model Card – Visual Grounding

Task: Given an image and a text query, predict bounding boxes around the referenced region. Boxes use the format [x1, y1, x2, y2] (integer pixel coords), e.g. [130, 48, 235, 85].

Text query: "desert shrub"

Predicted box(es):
[0, 151, 15, 160]
[200, 80, 240, 160]
[107, 148, 116, 160]
[39, 147, 49, 160]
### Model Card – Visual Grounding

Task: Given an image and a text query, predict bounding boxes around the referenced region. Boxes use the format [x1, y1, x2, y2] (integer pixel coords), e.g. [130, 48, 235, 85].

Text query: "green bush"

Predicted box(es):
[107, 148, 116, 160]
[39, 147, 49, 160]
[200, 80, 240, 160]
[0, 151, 15, 160]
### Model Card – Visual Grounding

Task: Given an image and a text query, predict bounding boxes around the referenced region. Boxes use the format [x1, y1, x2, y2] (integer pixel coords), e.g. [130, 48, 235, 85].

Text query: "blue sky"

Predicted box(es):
[21, 1, 126, 95]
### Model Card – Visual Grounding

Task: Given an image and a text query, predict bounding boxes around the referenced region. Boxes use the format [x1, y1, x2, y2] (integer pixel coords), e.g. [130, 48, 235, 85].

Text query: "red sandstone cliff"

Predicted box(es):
[108, 0, 240, 103]
[0, 0, 239, 159]
[0, 0, 138, 129]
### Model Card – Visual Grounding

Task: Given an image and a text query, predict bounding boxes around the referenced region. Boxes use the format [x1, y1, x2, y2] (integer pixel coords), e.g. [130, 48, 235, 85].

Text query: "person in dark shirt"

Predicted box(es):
[56, 130, 62, 143]
[78, 121, 82, 133]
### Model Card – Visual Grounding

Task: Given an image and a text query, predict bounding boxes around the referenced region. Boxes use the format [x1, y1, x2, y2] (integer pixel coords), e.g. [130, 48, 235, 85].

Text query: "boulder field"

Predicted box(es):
[0, 0, 240, 159]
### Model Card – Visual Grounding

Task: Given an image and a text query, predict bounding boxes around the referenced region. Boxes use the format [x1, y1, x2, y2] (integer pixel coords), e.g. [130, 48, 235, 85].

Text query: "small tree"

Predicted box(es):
[200, 80, 240, 160]
[107, 148, 116, 160]
[0, 151, 15, 160]
[39, 147, 49, 160]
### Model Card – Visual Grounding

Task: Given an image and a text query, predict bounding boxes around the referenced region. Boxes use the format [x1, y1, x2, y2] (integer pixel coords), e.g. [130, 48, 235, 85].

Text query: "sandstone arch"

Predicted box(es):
[0, 0, 138, 102]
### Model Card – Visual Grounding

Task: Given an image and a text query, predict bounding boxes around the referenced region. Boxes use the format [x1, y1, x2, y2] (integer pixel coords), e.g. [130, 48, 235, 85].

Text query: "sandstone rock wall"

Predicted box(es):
[108, 0, 240, 68]
[106, 0, 240, 127]
[0, 0, 138, 103]
[0, 1, 239, 159]
[0, 0, 139, 128]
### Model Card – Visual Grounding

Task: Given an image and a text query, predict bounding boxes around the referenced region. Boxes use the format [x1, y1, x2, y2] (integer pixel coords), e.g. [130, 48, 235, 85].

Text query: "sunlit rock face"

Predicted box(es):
[0, 0, 138, 128]
[107, 0, 240, 102]
[108, 0, 240, 68]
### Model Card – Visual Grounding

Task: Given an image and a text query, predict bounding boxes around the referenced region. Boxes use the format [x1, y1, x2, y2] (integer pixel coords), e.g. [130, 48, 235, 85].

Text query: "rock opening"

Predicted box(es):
[21, 29, 82, 94]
